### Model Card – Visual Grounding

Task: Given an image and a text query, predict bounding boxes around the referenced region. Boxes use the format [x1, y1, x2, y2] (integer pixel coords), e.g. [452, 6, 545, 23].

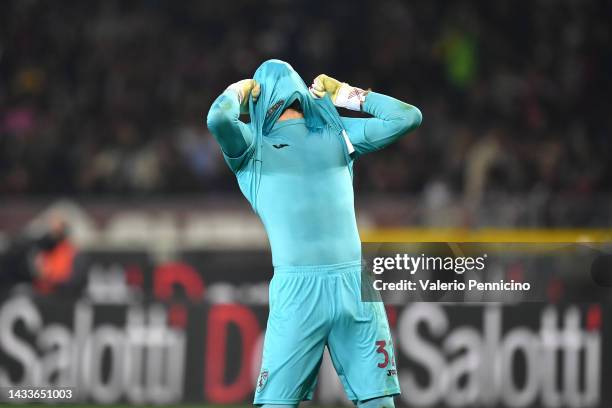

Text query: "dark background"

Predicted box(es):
[1, 0, 610, 199]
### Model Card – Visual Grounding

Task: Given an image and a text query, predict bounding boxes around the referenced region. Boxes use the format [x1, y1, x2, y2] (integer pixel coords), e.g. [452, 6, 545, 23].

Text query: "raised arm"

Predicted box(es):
[344, 92, 422, 156]
[206, 79, 260, 162]
[310, 74, 422, 156]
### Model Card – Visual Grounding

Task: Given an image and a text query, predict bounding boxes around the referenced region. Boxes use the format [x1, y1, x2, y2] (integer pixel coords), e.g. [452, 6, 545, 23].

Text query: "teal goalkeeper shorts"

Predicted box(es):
[254, 260, 400, 405]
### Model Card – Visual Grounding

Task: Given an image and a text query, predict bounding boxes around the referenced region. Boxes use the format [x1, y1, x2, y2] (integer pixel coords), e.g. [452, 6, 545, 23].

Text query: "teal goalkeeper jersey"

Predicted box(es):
[206, 70, 421, 268]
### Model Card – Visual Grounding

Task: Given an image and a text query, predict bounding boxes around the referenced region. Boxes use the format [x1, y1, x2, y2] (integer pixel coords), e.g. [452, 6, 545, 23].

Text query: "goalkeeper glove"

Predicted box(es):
[227, 79, 260, 114]
[309, 74, 368, 111]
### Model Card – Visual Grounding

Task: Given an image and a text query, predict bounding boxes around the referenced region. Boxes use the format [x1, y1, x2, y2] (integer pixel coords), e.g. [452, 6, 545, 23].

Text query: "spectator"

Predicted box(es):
[0, 0, 609, 197]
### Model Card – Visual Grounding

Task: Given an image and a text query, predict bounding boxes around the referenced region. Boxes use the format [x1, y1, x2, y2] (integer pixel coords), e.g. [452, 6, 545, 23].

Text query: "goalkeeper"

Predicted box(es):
[206, 60, 421, 408]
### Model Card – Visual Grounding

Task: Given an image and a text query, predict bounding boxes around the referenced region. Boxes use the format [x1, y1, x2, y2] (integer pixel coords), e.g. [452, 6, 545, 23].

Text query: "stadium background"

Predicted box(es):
[1, 0, 611, 407]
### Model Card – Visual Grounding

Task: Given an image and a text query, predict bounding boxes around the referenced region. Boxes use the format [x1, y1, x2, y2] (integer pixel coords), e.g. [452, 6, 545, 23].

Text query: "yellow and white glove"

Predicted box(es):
[227, 79, 260, 114]
[309, 74, 368, 111]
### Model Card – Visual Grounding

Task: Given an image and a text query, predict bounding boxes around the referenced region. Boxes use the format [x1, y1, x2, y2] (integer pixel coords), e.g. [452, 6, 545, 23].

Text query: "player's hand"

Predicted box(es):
[227, 79, 260, 114]
[309, 74, 368, 111]
[309, 74, 342, 101]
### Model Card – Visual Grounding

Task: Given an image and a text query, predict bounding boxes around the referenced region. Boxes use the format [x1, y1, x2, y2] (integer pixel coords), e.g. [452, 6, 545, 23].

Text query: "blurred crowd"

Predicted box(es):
[1, 0, 610, 201]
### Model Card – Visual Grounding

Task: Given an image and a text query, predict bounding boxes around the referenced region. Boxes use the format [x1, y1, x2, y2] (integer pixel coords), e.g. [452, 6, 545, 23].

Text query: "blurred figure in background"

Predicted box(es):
[0, 214, 78, 294]
[0, 0, 609, 205]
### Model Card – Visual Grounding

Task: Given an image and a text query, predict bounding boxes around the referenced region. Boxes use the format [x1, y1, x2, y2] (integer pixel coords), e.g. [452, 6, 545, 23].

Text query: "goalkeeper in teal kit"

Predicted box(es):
[206, 60, 421, 408]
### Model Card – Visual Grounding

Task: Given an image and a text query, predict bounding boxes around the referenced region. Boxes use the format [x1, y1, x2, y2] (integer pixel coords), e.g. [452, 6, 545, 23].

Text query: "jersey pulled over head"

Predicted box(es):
[245, 59, 353, 212]
[249, 59, 345, 136]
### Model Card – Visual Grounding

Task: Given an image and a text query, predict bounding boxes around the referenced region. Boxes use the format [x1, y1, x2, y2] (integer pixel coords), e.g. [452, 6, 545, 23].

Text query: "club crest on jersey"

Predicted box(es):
[256, 369, 269, 392]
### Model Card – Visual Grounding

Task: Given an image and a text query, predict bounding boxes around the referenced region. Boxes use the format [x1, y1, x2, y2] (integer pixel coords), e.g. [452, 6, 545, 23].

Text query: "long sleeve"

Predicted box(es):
[341, 92, 422, 157]
[206, 90, 254, 161]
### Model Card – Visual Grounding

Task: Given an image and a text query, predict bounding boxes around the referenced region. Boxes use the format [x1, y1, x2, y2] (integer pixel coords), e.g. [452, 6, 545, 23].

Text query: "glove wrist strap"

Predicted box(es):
[335, 83, 368, 111]
[226, 83, 245, 104]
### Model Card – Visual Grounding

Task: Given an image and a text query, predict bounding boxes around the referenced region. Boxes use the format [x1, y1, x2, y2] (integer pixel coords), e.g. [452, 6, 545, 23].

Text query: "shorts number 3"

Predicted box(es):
[375, 340, 389, 368]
